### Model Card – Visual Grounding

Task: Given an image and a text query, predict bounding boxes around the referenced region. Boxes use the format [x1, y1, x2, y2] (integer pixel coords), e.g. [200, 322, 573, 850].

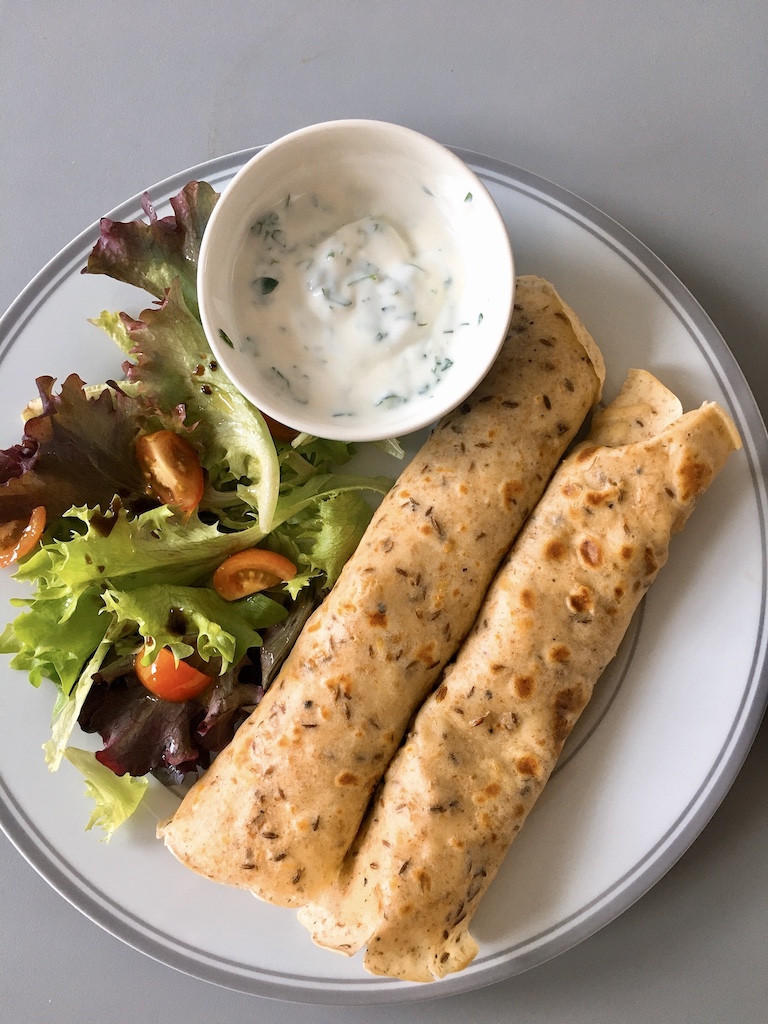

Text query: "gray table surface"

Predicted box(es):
[1, 2, 767, 1021]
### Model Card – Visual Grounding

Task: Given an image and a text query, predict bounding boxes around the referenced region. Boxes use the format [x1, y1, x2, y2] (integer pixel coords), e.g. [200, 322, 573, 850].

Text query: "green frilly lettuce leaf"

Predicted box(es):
[63, 746, 148, 840]
[93, 282, 281, 533]
[104, 583, 286, 672]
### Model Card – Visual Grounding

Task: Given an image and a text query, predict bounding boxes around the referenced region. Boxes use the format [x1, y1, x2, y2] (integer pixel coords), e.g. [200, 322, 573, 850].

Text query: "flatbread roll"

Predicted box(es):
[299, 369, 741, 979]
[159, 276, 605, 906]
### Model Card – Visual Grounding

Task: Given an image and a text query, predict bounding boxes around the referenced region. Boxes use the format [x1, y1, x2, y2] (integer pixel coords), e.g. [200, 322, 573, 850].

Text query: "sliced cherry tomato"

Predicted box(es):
[261, 412, 299, 443]
[135, 430, 204, 520]
[134, 646, 212, 702]
[0, 506, 46, 568]
[213, 548, 297, 601]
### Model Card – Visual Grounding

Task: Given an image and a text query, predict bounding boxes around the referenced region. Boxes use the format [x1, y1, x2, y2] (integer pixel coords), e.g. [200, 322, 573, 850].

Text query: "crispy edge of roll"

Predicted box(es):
[158, 276, 605, 906]
[298, 370, 741, 980]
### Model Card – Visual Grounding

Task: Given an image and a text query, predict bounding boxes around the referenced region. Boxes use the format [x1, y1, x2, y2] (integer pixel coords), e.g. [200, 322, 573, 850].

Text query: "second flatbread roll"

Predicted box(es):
[159, 276, 604, 905]
[300, 369, 741, 978]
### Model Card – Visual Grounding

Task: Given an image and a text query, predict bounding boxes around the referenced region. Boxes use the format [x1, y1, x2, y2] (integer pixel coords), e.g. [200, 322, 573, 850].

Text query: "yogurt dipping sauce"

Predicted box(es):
[232, 190, 468, 424]
[198, 120, 515, 441]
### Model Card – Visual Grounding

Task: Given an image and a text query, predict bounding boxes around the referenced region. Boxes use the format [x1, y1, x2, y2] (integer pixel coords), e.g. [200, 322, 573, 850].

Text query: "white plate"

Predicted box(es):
[0, 149, 766, 1006]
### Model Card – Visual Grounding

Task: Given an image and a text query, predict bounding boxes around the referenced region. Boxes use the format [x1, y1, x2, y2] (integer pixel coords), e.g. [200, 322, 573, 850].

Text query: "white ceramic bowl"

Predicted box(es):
[198, 120, 514, 441]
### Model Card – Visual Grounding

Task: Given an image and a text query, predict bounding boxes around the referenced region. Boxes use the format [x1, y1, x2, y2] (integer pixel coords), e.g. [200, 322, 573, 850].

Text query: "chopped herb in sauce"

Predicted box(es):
[254, 276, 279, 295]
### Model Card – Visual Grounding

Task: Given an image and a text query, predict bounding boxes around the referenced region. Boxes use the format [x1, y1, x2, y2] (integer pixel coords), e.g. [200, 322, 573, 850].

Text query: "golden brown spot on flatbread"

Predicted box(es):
[621, 544, 635, 561]
[484, 782, 501, 798]
[545, 538, 568, 561]
[514, 802, 526, 817]
[501, 479, 524, 508]
[415, 643, 438, 667]
[586, 490, 609, 506]
[415, 870, 432, 892]
[614, 584, 625, 599]
[516, 754, 540, 778]
[562, 481, 581, 497]
[576, 445, 599, 462]
[368, 608, 387, 627]
[579, 538, 602, 567]
[335, 771, 359, 786]
[553, 688, 585, 747]
[548, 644, 571, 663]
[514, 675, 535, 699]
[677, 458, 713, 502]
[520, 588, 536, 609]
[566, 585, 594, 615]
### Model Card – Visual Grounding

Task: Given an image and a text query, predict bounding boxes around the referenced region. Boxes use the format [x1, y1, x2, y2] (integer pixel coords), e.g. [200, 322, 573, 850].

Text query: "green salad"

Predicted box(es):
[0, 181, 396, 837]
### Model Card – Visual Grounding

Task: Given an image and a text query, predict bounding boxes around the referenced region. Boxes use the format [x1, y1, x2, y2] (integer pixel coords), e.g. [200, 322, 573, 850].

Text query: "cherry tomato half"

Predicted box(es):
[0, 506, 46, 568]
[134, 646, 212, 702]
[212, 548, 297, 601]
[135, 430, 204, 520]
